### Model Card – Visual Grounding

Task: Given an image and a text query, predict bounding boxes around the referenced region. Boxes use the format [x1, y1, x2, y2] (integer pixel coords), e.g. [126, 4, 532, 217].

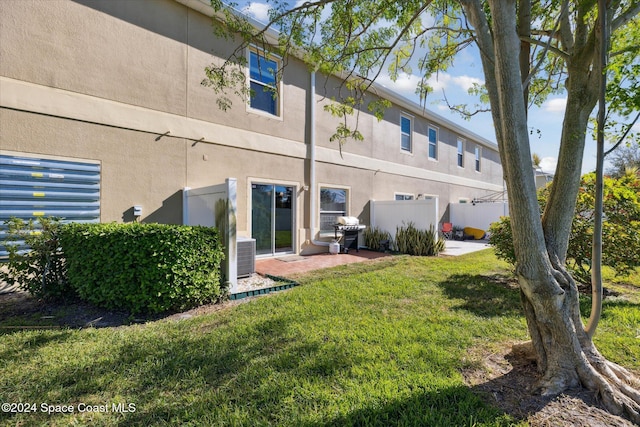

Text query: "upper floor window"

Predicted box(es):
[428, 126, 438, 159]
[400, 114, 412, 152]
[457, 138, 465, 167]
[475, 145, 481, 172]
[248, 48, 281, 116]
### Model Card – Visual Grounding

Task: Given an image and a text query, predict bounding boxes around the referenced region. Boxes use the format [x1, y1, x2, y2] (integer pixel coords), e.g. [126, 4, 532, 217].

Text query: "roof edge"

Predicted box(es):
[175, 0, 499, 151]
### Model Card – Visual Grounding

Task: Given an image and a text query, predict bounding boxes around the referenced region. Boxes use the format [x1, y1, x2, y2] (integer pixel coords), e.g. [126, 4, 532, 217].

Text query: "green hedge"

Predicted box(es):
[489, 172, 640, 283]
[60, 223, 225, 314]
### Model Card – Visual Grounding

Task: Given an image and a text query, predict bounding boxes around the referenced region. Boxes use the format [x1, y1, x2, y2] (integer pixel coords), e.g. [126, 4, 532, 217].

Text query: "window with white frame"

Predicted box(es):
[320, 187, 348, 233]
[248, 47, 281, 116]
[418, 194, 435, 200]
[428, 126, 438, 159]
[395, 193, 414, 201]
[475, 145, 481, 172]
[400, 114, 412, 152]
[457, 138, 465, 167]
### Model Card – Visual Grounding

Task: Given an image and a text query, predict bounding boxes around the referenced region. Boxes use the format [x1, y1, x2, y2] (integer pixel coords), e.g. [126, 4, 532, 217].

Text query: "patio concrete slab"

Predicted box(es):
[441, 239, 492, 256]
[255, 241, 491, 278]
[255, 250, 390, 278]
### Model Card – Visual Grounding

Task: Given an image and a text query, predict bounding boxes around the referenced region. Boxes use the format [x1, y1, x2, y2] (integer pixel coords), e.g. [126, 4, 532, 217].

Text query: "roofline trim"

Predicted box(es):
[175, 0, 499, 151]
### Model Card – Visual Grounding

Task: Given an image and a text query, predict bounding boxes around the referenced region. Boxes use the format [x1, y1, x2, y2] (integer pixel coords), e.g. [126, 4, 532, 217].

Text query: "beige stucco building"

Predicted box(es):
[0, 0, 504, 263]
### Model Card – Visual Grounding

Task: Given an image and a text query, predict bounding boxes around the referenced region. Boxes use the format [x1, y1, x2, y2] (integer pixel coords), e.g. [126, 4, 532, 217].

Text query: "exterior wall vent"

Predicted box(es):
[0, 153, 101, 259]
[237, 237, 256, 278]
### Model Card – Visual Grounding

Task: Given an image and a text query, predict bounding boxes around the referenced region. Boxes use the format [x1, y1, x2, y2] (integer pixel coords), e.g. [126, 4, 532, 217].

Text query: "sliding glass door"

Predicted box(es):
[251, 183, 294, 256]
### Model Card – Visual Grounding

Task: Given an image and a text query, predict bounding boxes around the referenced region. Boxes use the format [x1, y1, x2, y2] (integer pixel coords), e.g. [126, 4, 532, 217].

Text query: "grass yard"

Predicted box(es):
[0, 250, 638, 426]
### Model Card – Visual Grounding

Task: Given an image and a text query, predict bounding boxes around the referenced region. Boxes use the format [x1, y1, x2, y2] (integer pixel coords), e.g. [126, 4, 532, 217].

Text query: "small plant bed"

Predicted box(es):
[364, 223, 445, 256]
[231, 274, 299, 300]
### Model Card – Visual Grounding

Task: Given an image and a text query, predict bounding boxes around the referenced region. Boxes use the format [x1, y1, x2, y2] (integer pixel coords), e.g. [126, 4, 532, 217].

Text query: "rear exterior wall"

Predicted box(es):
[0, 0, 504, 255]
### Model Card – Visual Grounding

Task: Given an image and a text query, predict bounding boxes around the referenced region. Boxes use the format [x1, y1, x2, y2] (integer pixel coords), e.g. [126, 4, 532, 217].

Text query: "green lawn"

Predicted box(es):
[1, 250, 638, 426]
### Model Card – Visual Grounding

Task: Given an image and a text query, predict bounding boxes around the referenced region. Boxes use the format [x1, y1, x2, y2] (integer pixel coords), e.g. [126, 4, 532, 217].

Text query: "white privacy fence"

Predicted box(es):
[369, 199, 439, 242]
[449, 201, 509, 232]
[183, 179, 238, 292]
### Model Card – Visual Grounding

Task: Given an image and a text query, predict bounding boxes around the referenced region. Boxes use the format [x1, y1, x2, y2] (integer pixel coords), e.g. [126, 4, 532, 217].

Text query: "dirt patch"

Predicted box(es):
[463, 343, 637, 426]
[0, 288, 248, 329]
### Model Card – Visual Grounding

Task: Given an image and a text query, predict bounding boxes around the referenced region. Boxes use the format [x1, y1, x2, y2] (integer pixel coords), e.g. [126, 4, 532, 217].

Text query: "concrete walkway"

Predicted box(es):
[441, 239, 492, 256]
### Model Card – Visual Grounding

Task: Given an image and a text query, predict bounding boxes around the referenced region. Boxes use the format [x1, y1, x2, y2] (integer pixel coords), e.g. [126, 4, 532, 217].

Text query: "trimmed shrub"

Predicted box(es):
[489, 172, 640, 283]
[0, 217, 73, 301]
[488, 217, 515, 265]
[394, 222, 445, 256]
[363, 226, 392, 251]
[60, 223, 225, 314]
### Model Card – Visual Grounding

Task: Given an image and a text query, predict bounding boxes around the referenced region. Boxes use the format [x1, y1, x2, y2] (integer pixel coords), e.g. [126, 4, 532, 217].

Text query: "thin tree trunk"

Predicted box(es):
[585, 0, 608, 337]
[542, 66, 599, 265]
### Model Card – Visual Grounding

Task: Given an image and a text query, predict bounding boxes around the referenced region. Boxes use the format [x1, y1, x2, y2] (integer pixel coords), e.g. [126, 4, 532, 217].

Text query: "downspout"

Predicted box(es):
[309, 70, 329, 247]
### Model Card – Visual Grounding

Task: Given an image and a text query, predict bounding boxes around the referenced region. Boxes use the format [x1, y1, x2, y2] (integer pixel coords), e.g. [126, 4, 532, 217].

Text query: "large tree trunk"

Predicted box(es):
[462, 0, 640, 422]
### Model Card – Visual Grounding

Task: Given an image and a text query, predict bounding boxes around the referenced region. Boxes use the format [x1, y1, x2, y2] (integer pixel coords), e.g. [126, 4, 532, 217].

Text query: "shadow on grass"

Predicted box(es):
[0, 289, 231, 333]
[1, 308, 516, 427]
[437, 273, 523, 318]
[296, 385, 515, 426]
[110, 317, 514, 427]
[436, 272, 639, 321]
[465, 346, 636, 427]
[0, 330, 74, 362]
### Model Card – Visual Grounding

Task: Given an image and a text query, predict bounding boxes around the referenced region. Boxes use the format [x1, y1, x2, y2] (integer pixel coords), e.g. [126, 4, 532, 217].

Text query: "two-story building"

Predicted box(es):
[0, 0, 504, 270]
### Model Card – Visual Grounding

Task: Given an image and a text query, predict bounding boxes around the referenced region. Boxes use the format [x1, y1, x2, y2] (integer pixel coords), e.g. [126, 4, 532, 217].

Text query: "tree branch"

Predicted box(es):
[603, 111, 640, 157]
[442, 89, 491, 117]
[522, 1, 571, 90]
[611, 1, 640, 32]
[558, 0, 575, 52]
[520, 36, 569, 59]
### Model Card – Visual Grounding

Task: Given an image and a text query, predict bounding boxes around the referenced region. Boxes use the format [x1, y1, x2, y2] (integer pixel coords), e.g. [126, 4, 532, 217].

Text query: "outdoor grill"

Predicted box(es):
[333, 216, 366, 254]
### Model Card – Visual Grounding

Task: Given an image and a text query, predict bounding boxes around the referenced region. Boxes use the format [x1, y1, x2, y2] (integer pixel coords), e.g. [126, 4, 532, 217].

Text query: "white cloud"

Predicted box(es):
[425, 73, 483, 93]
[379, 72, 473, 95]
[539, 157, 557, 174]
[543, 97, 567, 113]
[426, 73, 451, 92]
[378, 72, 474, 102]
[377, 72, 423, 98]
[242, 2, 271, 23]
[452, 75, 483, 91]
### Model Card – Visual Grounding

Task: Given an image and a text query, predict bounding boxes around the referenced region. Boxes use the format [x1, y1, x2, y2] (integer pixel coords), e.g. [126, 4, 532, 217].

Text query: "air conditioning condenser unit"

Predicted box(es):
[237, 237, 256, 278]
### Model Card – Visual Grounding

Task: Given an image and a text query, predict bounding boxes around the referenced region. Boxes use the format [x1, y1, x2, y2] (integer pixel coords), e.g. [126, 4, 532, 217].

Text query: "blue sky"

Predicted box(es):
[236, 1, 637, 174]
